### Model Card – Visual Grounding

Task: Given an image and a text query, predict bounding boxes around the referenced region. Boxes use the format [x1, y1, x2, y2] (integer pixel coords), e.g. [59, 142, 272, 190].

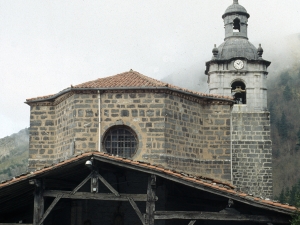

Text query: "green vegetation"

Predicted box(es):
[269, 65, 300, 198]
[276, 180, 300, 224]
[0, 128, 29, 181]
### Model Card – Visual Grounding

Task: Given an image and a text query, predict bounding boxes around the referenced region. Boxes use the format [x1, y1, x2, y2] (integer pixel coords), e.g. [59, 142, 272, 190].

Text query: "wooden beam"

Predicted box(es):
[70, 172, 93, 194]
[38, 195, 63, 225]
[128, 197, 146, 225]
[92, 156, 294, 215]
[33, 172, 94, 225]
[33, 180, 44, 225]
[153, 211, 290, 224]
[96, 172, 120, 196]
[90, 172, 99, 193]
[146, 175, 156, 225]
[44, 190, 148, 201]
[188, 220, 196, 225]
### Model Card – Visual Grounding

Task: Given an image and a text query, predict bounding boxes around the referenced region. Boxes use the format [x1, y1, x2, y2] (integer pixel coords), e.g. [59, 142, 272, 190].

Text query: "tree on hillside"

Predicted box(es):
[283, 85, 293, 101]
[280, 71, 291, 86]
[278, 112, 289, 140]
[296, 128, 300, 151]
[277, 181, 300, 225]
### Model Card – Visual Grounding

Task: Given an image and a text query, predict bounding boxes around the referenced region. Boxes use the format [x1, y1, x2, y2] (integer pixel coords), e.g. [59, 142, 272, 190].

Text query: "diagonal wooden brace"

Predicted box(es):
[38, 195, 63, 225]
[128, 197, 146, 225]
[96, 172, 120, 196]
[37, 172, 93, 224]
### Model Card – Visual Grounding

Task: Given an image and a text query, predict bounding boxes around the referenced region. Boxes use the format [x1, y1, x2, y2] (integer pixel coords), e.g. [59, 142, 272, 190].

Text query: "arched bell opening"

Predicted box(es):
[233, 18, 241, 33]
[231, 81, 246, 104]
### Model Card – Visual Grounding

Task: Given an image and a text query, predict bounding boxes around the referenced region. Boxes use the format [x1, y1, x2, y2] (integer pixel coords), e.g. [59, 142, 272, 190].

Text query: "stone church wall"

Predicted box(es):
[28, 90, 233, 183]
[29, 105, 56, 170]
[161, 94, 231, 181]
[29, 92, 100, 171]
[232, 111, 273, 198]
[55, 93, 99, 159]
[100, 91, 166, 162]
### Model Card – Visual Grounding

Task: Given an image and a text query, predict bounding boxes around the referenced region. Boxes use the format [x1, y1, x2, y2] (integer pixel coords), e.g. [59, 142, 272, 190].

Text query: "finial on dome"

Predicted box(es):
[233, 0, 239, 4]
[212, 44, 219, 59]
[257, 44, 264, 59]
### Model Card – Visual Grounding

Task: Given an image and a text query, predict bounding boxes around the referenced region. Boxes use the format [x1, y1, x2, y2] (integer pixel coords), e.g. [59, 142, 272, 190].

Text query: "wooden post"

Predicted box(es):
[146, 175, 156, 225]
[32, 180, 44, 225]
[91, 172, 99, 193]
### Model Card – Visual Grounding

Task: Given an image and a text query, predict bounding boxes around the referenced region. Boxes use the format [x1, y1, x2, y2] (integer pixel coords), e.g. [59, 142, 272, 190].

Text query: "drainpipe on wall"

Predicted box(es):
[98, 90, 101, 152]
[230, 108, 233, 182]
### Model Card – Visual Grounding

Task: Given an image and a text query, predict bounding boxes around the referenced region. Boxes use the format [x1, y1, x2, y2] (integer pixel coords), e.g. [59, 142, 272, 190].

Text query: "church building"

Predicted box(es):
[0, 1, 291, 225]
[26, 0, 272, 198]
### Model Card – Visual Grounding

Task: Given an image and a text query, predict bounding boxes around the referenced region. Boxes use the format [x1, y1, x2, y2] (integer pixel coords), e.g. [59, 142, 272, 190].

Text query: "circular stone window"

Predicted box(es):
[103, 126, 138, 158]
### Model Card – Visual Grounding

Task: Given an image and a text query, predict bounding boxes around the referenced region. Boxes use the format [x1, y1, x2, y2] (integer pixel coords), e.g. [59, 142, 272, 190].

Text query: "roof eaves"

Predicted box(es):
[0, 152, 297, 215]
[26, 86, 234, 104]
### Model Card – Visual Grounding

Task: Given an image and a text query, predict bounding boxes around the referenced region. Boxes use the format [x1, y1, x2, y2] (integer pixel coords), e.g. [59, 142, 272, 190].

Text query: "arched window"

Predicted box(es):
[103, 126, 138, 158]
[231, 81, 246, 104]
[233, 18, 240, 32]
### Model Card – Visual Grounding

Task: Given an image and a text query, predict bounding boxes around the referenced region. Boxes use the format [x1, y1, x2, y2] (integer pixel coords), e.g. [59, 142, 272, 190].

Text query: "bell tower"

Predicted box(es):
[205, 0, 273, 198]
[206, 0, 271, 112]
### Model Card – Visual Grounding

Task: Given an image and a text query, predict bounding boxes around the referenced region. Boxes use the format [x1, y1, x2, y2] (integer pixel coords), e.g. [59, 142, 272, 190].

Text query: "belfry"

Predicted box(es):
[206, 0, 273, 197]
[206, 0, 271, 111]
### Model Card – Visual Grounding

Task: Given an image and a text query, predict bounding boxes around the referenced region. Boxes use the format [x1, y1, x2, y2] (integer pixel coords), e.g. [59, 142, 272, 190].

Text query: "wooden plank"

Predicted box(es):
[44, 190, 148, 201]
[96, 172, 120, 196]
[70, 172, 93, 195]
[128, 197, 146, 225]
[153, 211, 289, 224]
[38, 195, 63, 225]
[188, 220, 196, 225]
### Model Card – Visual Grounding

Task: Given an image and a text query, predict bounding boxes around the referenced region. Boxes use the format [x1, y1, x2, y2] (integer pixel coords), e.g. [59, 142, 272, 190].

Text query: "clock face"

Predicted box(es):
[234, 60, 244, 70]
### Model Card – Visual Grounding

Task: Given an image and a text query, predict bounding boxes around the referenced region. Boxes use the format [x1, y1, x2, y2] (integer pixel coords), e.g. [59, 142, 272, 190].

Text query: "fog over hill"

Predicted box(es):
[160, 33, 300, 93]
[0, 128, 29, 181]
[1, 34, 300, 197]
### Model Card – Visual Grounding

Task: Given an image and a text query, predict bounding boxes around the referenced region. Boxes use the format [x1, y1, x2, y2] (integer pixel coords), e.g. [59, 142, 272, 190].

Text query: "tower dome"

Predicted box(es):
[216, 38, 259, 60]
[223, 0, 249, 18]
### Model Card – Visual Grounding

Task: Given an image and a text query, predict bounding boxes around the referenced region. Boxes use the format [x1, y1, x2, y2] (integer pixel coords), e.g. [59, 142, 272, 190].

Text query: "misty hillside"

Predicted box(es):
[1, 34, 300, 198]
[0, 128, 29, 181]
[269, 66, 300, 196]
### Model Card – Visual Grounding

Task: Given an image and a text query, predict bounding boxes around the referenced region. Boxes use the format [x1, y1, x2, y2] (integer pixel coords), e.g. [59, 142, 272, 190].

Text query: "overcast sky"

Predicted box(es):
[1, 0, 300, 138]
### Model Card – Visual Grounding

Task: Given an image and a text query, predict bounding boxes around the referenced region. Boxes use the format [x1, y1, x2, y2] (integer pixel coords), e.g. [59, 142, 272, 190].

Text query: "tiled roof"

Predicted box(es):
[74, 70, 167, 88]
[0, 152, 296, 214]
[26, 70, 234, 102]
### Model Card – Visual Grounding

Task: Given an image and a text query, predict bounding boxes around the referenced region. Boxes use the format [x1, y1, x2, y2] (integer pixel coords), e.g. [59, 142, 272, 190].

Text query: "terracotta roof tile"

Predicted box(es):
[0, 152, 296, 214]
[26, 70, 234, 102]
[74, 70, 167, 88]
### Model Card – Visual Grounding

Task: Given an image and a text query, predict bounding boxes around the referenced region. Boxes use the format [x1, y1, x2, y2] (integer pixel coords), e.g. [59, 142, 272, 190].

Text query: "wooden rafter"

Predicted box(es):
[44, 190, 148, 201]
